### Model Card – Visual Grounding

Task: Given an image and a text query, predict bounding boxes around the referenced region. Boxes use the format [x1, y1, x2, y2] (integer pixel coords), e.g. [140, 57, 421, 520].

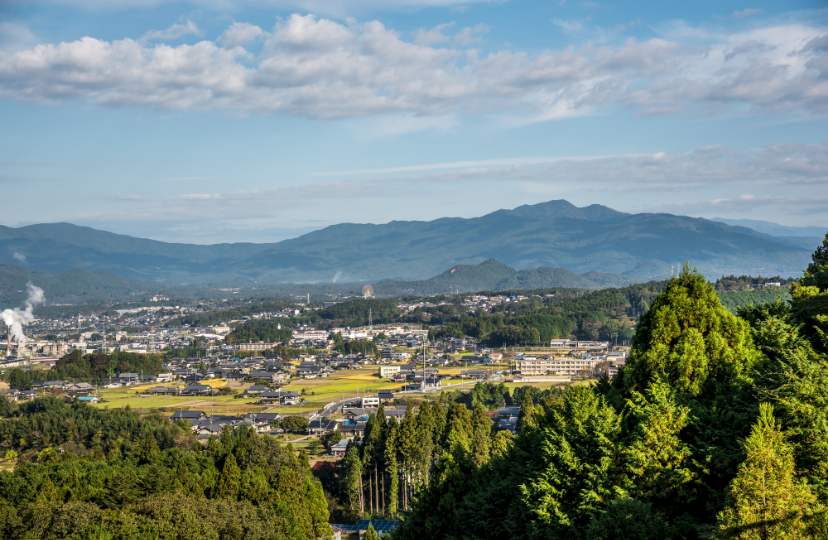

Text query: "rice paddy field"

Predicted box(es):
[86, 363, 579, 417]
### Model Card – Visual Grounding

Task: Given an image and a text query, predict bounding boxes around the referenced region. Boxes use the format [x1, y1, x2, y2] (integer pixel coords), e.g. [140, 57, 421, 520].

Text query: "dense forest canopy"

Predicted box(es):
[393, 235, 828, 539]
[225, 319, 294, 344]
[0, 397, 330, 539]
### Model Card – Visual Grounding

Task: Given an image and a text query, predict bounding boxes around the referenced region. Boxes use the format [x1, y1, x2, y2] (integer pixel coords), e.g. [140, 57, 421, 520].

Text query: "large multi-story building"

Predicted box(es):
[238, 342, 281, 351]
[516, 355, 597, 376]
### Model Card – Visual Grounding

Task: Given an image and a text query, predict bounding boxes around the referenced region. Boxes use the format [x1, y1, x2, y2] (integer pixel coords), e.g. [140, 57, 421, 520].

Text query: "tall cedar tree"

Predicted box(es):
[717, 403, 817, 539]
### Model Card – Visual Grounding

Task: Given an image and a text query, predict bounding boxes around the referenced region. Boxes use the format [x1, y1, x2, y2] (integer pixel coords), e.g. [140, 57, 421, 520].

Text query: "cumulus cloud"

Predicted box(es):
[139, 20, 202, 44]
[219, 22, 263, 49]
[416, 22, 455, 46]
[0, 15, 824, 120]
[453, 23, 489, 45]
[12, 252, 26, 262]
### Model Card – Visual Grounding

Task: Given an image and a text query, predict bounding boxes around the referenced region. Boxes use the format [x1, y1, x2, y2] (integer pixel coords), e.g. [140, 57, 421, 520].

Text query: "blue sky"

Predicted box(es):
[0, 0, 826, 244]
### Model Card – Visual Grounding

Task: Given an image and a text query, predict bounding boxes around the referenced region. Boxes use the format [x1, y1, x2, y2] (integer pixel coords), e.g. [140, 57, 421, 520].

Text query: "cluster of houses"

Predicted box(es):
[2, 380, 101, 403]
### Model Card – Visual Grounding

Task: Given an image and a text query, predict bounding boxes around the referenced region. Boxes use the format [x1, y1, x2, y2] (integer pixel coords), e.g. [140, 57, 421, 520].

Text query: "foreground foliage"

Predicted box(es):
[0, 400, 330, 540]
[393, 234, 828, 540]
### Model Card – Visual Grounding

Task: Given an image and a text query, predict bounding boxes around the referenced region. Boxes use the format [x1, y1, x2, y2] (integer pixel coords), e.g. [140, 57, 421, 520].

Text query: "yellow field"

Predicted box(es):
[72, 366, 577, 418]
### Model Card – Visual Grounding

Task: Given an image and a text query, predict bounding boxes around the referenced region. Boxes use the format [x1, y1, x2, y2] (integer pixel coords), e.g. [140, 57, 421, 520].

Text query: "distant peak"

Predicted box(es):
[492, 200, 628, 222]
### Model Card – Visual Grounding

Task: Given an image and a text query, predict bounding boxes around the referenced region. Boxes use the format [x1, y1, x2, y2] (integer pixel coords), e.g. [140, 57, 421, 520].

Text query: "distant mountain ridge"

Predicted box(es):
[372, 259, 646, 296]
[0, 263, 165, 306]
[711, 217, 826, 238]
[0, 200, 821, 284]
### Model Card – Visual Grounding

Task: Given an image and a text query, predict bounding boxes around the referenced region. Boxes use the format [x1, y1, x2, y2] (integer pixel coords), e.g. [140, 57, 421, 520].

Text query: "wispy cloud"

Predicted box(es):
[163, 176, 213, 182]
[111, 194, 150, 200]
[139, 20, 202, 45]
[311, 154, 630, 176]
[67, 142, 827, 235]
[733, 8, 763, 19]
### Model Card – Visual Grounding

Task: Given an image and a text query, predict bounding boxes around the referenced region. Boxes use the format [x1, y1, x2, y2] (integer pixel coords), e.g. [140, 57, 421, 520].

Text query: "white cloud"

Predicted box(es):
[416, 22, 455, 46]
[139, 20, 202, 44]
[453, 23, 489, 45]
[219, 22, 263, 49]
[12, 252, 26, 262]
[0, 16, 825, 120]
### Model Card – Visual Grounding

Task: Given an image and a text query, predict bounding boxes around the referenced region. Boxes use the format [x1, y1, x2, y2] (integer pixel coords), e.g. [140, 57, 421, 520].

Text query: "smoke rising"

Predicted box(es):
[332, 271, 342, 283]
[1, 282, 45, 343]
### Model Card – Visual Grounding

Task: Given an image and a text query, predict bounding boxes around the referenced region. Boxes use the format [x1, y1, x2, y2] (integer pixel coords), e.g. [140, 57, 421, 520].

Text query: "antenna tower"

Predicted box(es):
[368, 308, 372, 331]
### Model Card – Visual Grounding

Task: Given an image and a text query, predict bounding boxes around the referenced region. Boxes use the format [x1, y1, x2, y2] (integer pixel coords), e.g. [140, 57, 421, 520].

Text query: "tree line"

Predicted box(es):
[1, 350, 164, 388]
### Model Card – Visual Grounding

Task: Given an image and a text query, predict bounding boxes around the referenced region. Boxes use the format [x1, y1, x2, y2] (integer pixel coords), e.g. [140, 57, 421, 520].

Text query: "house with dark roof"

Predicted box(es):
[308, 419, 338, 435]
[260, 391, 300, 405]
[339, 423, 366, 438]
[171, 410, 206, 421]
[182, 384, 211, 395]
[145, 386, 180, 395]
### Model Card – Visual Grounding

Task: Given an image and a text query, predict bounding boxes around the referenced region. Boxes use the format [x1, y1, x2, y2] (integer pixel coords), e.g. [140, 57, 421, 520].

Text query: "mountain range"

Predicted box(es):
[0, 258, 645, 307]
[0, 200, 822, 289]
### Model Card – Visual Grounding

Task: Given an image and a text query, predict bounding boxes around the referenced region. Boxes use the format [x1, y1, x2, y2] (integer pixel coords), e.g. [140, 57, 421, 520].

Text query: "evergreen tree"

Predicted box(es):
[717, 403, 816, 539]
[620, 263, 760, 397]
[343, 445, 364, 516]
[790, 232, 828, 354]
[214, 453, 241, 500]
[384, 417, 400, 517]
[363, 523, 380, 540]
[36, 476, 59, 503]
[471, 403, 491, 467]
[620, 380, 695, 505]
[99, 470, 139, 509]
[516, 391, 535, 433]
[239, 466, 269, 504]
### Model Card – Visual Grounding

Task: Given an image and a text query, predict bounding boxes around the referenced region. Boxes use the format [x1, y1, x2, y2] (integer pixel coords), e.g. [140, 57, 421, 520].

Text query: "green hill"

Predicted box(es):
[0, 264, 165, 308]
[371, 259, 646, 296]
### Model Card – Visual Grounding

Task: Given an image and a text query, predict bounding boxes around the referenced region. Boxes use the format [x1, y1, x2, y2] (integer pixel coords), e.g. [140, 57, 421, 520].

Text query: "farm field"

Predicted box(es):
[82, 365, 565, 416]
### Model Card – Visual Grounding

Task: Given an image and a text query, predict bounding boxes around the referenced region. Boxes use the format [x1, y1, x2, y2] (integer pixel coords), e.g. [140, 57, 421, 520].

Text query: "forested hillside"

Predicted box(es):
[392, 234, 828, 539]
[399, 281, 669, 345]
[0, 264, 164, 307]
[718, 286, 792, 313]
[0, 398, 329, 539]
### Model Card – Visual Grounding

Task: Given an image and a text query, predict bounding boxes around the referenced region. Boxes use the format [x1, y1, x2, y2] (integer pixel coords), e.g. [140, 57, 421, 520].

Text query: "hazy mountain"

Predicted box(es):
[711, 217, 826, 238]
[0, 200, 816, 284]
[370, 259, 645, 296]
[0, 264, 165, 306]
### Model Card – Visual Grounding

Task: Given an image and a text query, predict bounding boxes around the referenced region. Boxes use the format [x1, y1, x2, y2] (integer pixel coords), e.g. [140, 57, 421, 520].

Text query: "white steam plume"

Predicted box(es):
[1, 282, 45, 342]
[333, 271, 343, 283]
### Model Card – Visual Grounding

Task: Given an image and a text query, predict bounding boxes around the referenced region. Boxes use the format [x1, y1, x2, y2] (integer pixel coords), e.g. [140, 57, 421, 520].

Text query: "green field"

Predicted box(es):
[83, 365, 560, 416]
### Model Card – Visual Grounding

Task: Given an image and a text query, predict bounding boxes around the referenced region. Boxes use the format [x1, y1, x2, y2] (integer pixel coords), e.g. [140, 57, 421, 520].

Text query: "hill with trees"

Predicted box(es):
[0, 397, 329, 539]
[392, 234, 828, 539]
[0, 264, 164, 306]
